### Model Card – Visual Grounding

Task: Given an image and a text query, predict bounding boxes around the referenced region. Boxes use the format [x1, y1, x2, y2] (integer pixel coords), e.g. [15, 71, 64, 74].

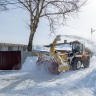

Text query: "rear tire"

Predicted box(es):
[83, 58, 90, 68]
[72, 58, 81, 70]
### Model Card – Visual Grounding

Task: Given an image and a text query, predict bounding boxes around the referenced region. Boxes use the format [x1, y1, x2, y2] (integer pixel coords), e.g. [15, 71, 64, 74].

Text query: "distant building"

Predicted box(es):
[0, 43, 27, 51]
[44, 40, 70, 47]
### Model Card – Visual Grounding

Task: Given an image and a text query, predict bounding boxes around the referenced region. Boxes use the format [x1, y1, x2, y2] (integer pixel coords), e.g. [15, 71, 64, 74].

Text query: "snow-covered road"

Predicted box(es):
[0, 56, 96, 96]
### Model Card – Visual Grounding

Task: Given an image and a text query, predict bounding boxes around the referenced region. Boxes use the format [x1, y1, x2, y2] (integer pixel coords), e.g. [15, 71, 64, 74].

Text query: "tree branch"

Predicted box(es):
[40, 10, 74, 17]
[43, 0, 64, 9]
[18, 0, 30, 11]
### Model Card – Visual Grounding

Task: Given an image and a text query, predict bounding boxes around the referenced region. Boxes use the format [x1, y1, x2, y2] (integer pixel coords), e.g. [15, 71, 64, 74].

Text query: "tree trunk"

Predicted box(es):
[27, 23, 36, 51]
[27, 34, 34, 51]
[27, 10, 39, 51]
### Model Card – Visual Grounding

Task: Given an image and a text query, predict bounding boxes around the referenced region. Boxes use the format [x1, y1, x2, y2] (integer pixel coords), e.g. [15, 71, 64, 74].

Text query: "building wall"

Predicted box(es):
[1, 46, 8, 51]
[18, 47, 24, 51]
[0, 46, 26, 51]
[13, 46, 19, 51]
[0, 46, 2, 51]
[21, 51, 33, 64]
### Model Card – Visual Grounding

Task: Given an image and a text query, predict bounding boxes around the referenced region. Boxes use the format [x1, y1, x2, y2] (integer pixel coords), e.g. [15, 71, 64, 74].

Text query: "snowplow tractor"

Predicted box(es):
[70, 40, 90, 70]
[34, 35, 90, 74]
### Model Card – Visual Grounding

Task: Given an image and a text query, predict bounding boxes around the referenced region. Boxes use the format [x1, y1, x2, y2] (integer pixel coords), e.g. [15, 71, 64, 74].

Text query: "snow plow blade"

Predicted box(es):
[58, 65, 69, 71]
[34, 51, 68, 74]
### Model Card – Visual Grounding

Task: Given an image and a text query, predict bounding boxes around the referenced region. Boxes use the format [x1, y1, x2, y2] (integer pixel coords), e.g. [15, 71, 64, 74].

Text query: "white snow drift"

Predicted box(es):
[0, 56, 96, 96]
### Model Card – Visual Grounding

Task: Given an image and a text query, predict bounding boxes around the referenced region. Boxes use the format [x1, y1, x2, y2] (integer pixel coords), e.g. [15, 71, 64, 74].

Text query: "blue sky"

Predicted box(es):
[0, 0, 96, 45]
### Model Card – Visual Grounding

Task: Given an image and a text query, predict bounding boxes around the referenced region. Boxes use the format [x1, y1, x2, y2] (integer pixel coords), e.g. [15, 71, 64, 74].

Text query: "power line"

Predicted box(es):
[66, 24, 89, 33]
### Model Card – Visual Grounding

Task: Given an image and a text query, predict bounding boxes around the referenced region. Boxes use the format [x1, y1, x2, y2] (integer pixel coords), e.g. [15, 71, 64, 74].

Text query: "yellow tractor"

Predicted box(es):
[34, 35, 90, 74]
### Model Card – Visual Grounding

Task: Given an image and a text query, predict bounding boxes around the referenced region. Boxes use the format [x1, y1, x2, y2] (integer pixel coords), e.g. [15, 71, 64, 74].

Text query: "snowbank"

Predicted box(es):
[20, 57, 37, 72]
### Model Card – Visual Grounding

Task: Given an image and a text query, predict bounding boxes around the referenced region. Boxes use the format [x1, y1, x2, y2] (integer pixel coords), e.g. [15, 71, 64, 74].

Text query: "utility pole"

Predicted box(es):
[90, 28, 95, 58]
[91, 28, 95, 41]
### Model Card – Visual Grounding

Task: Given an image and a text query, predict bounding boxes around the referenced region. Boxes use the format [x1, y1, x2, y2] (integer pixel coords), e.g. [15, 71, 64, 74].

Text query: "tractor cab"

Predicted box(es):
[72, 41, 83, 53]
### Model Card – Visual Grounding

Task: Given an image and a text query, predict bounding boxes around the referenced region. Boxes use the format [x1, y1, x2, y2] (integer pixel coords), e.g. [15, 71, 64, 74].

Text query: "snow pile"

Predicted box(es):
[20, 56, 55, 79]
[20, 57, 37, 72]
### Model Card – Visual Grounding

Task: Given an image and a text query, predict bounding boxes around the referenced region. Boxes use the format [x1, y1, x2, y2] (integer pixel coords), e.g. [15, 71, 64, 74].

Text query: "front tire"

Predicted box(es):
[72, 58, 81, 70]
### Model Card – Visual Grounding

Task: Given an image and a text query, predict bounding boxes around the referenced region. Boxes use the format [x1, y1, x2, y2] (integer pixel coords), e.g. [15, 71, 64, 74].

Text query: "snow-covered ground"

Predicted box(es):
[0, 56, 96, 96]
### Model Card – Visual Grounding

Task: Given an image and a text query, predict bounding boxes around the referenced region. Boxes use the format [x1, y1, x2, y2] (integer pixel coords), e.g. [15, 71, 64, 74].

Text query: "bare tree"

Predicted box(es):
[17, 0, 87, 51]
[0, 0, 9, 11]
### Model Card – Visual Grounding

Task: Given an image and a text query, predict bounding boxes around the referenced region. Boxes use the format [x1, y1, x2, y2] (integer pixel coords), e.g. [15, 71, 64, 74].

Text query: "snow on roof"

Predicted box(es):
[33, 45, 50, 51]
[33, 44, 72, 51]
[55, 44, 72, 50]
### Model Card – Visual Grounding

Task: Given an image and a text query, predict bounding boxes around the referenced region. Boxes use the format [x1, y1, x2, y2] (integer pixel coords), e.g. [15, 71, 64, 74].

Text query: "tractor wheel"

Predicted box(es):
[72, 58, 81, 70]
[83, 58, 90, 68]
